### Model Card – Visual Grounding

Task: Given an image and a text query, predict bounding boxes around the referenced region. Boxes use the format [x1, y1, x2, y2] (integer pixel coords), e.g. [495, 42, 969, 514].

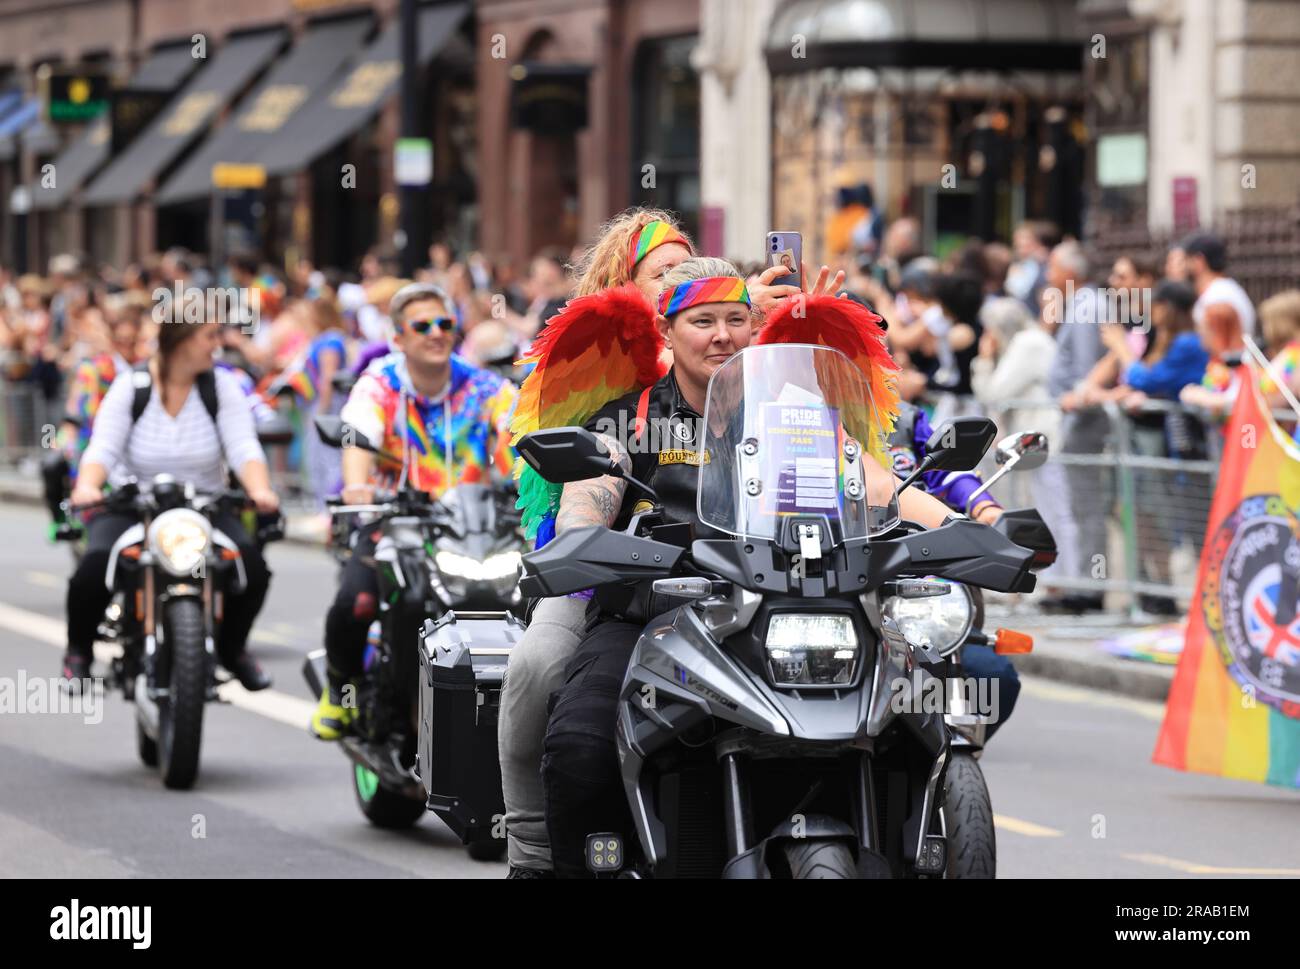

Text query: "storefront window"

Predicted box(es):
[632, 36, 700, 239]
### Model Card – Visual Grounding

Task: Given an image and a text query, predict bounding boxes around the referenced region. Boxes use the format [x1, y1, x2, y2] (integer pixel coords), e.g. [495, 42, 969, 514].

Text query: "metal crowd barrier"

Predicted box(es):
[972, 394, 1296, 614]
[0, 379, 56, 468]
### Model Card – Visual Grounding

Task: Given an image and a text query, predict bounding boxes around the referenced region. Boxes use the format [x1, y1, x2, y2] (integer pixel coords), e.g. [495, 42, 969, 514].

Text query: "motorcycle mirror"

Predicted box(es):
[995, 430, 1049, 472]
[257, 414, 296, 448]
[314, 414, 379, 454]
[516, 427, 619, 484]
[922, 417, 998, 473]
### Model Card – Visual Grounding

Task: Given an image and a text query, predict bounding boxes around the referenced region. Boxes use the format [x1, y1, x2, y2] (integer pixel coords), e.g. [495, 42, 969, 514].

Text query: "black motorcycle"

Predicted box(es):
[875, 429, 1050, 876]
[304, 415, 524, 857]
[514, 343, 1056, 878]
[64, 475, 283, 790]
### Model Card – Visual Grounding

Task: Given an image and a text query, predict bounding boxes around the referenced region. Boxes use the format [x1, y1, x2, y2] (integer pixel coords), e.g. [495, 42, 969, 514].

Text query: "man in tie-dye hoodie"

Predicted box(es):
[312, 282, 518, 739]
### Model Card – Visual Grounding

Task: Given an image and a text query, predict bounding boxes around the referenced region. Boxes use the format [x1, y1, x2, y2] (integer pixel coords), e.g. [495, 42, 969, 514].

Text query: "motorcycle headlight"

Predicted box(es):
[483, 550, 522, 581]
[765, 614, 859, 686]
[882, 582, 974, 657]
[435, 549, 522, 583]
[435, 550, 479, 580]
[148, 509, 211, 576]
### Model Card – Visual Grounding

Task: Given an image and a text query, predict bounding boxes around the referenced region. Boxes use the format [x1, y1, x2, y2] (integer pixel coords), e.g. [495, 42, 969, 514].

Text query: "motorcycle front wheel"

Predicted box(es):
[943, 753, 996, 878]
[352, 764, 426, 829]
[158, 598, 207, 790]
[782, 840, 857, 879]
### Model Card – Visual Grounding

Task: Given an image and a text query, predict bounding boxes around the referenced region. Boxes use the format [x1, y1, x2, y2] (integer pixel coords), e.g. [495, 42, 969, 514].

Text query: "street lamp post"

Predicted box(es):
[398, 0, 428, 278]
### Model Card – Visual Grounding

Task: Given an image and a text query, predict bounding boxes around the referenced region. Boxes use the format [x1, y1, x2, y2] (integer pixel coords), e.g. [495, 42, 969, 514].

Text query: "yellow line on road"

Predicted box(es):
[24, 570, 62, 589]
[994, 814, 1064, 838]
[1123, 852, 1300, 876]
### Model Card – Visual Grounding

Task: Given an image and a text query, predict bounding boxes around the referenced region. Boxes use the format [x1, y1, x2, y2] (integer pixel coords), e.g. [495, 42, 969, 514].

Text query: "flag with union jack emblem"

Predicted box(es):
[1155, 377, 1300, 787]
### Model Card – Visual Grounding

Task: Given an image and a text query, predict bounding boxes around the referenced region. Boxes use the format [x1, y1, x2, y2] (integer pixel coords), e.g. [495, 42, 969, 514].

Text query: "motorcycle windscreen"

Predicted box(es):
[437, 485, 496, 538]
[697, 344, 900, 542]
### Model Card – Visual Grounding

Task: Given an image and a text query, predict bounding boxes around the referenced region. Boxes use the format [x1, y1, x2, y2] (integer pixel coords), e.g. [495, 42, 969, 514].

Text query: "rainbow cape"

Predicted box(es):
[1154, 376, 1300, 787]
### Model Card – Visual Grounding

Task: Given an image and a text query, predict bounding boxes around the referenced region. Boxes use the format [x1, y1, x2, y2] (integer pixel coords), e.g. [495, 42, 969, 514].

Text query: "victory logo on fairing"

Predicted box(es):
[1203, 495, 1300, 713]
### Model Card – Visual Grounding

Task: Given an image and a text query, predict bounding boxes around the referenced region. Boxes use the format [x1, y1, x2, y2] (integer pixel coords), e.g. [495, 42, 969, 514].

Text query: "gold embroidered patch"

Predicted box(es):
[658, 449, 710, 466]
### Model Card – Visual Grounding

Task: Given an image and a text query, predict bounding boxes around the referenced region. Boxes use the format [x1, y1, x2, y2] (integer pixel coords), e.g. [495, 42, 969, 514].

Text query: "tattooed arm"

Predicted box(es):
[555, 432, 631, 533]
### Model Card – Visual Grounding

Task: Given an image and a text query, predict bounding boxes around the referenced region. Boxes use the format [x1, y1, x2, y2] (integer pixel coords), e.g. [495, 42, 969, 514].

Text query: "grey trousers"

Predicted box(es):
[498, 594, 591, 870]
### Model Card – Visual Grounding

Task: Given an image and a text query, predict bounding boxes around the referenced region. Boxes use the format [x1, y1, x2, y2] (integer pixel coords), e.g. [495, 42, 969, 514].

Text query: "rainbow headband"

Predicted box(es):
[628, 221, 692, 273]
[658, 276, 751, 317]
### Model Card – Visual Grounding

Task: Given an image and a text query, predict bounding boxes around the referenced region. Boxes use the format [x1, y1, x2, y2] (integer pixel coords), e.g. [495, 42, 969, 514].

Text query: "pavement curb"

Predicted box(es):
[1013, 646, 1173, 703]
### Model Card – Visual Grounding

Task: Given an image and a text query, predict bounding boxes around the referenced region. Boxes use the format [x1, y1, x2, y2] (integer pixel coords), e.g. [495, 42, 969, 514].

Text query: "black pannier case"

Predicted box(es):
[417, 610, 524, 842]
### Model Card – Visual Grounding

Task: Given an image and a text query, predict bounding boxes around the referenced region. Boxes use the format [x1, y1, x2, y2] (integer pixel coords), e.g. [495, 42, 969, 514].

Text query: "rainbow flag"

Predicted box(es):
[1154, 378, 1300, 787]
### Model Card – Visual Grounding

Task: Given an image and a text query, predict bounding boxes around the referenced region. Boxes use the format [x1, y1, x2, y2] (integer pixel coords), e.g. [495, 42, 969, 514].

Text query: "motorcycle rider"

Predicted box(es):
[64, 319, 279, 689]
[539, 257, 959, 877]
[887, 401, 1021, 738]
[310, 283, 518, 739]
[501, 213, 851, 878]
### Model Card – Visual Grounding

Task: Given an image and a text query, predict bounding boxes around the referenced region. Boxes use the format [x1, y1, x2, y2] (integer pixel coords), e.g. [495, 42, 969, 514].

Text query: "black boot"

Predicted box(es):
[507, 866, 556, 880]
[225, 652, 273, 691]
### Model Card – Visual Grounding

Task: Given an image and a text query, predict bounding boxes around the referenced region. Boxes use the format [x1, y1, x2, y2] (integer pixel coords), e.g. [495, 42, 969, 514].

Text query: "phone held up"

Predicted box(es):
[765, 231, 802, 289]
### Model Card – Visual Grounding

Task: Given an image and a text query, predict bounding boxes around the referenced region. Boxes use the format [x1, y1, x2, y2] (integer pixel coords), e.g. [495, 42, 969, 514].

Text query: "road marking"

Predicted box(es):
[994, 814, 1064, 838]
[0, 600, 313, 730]
[250, 628, 301, 648]
[24, 570, 62, 589]
[1019, 675, 1166, 722]
[1123, 852, 1300, 876]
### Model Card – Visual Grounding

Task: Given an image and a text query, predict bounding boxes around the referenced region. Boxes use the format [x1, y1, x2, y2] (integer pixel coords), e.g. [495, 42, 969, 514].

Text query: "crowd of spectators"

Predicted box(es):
[4, 215, 1299, 616]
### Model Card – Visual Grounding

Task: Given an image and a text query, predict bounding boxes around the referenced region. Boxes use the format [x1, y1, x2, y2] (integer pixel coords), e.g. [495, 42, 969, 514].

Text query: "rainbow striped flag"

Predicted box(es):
[1154, 378, 1300, 787]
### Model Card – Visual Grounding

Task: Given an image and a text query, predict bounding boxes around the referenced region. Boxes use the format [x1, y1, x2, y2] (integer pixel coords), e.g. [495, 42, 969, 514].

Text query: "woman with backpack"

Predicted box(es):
[63, 319, 278, 690]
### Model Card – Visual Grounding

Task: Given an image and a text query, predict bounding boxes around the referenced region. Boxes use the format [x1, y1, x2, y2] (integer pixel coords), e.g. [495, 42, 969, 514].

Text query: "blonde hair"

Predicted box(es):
[571, 207, 692, 297]
[1259, 290, 1300, 352]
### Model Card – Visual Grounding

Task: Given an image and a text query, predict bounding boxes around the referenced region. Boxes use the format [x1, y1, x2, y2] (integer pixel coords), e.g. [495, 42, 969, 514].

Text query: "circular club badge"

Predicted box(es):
[1202, 495, 1300, 713]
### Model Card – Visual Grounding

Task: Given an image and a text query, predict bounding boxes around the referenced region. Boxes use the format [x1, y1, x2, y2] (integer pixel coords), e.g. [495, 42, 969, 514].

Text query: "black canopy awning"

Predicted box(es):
[81, 29, 285, 206]
[765, 0, 1084, 75]
[253, 2, 467, 178]
[156, 16, 374, 205]
[32, 44, 198, 210]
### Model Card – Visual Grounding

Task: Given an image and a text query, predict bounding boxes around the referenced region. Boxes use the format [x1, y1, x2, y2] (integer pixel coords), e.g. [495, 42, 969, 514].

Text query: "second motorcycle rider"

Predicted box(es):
[310, 283, 517, 739]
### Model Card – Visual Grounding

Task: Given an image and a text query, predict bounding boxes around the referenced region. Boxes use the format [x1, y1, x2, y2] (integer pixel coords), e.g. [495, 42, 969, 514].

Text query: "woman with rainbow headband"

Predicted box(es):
[500, 216, 849, 877]
[501, 256, 955, 878]
[498, 210, 694, 879]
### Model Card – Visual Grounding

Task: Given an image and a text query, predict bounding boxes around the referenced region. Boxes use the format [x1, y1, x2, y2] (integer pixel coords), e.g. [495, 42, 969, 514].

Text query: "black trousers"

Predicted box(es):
[541, 619, 641, 879]
[66, 510, 270, 664]
[323, 529, 381, 682]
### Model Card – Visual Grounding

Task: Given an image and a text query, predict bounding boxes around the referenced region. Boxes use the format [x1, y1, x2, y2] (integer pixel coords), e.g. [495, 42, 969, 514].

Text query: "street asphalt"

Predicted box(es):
[1, 501, 1296, 878]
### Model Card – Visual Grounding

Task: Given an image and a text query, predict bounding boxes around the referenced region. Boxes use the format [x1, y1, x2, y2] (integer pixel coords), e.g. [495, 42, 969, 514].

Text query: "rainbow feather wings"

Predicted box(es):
[756, 294, 901, 467]
[511, 285, 666, 540]
[510, 287, 902, 542]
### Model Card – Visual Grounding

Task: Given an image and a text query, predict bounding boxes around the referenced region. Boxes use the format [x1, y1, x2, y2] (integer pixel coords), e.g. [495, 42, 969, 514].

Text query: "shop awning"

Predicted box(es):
[81, 29, 285, 206]
[31, 44, 200, 210]
[156, 16, 374, 205]
[0, 98, 40, 161]
[253, 2, 467, 178]
[0, 90, 23, 124]
[765, 0, 1085, 75]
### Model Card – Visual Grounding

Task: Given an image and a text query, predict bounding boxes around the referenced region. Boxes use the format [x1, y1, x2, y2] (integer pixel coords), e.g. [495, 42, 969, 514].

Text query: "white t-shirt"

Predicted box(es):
[1195, 276, 1256, 336]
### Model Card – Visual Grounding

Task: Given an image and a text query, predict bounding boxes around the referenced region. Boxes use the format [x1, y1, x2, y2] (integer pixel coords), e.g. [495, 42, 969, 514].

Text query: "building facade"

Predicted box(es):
[474, 0, 701, 270]
[1083, 0, 1300, 233]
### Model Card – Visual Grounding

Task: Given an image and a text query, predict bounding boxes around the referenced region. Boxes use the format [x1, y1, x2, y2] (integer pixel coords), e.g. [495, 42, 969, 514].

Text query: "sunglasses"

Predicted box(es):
[404, 317, 456, 335]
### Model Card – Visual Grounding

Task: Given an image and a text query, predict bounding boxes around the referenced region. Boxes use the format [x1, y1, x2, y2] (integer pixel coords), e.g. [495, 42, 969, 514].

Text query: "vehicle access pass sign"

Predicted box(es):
[1154, 378, 1300, 787]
